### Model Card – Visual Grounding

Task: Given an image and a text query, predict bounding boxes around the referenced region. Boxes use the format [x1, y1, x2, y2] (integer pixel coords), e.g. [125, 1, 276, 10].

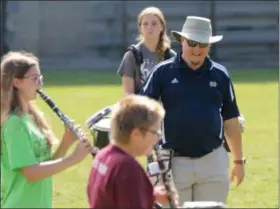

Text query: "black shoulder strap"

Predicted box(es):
[127, 44, 143, 66]
[128, 45, 173, 64]
[126, 44, 144, 94]
[163, 48, 173, 60]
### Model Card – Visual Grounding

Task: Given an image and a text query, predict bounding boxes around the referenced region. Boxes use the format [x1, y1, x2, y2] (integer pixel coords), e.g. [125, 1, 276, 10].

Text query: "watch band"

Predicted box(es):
[234, 158, 246, 164]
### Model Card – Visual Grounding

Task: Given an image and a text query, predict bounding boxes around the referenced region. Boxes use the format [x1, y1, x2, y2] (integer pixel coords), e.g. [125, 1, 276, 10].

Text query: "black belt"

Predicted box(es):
[173, 144, 222, 158]
[173, 151, 211, 158]
[173, 151, 199, 158]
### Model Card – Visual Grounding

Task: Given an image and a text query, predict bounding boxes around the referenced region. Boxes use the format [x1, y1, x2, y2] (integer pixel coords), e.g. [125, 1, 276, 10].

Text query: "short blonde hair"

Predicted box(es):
[111, 95, 165, 144]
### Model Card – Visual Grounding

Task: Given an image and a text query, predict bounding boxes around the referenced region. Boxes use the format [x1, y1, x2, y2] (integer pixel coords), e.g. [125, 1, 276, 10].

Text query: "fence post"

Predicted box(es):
[1, 0, 9, 57]
[210, 0, 217, 60]
[121, 0, 127, 57]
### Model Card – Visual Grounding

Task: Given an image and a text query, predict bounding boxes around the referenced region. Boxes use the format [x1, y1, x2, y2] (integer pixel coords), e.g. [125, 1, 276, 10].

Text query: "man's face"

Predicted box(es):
[181, 37, 211, 68]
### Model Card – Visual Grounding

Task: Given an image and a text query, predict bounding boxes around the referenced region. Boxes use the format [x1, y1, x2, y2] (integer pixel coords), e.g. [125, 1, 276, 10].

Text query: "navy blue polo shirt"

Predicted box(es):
[139, 52, 240, 158]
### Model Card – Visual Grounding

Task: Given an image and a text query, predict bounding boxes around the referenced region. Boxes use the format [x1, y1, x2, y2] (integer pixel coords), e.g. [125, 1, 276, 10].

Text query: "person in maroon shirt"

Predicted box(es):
[87, 95, 172, 209]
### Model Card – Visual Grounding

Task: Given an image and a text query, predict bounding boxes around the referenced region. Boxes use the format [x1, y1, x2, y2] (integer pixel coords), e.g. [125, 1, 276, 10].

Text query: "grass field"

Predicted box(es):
[37, 69, 278, 208]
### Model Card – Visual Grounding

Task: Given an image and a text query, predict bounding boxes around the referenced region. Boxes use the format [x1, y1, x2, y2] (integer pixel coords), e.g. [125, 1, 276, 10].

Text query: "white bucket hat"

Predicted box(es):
[171, 16, 223, 44]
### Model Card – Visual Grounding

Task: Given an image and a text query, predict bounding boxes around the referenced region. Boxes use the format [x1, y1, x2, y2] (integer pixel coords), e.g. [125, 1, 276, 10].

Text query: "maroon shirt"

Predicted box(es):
[87, 144, 155, 209]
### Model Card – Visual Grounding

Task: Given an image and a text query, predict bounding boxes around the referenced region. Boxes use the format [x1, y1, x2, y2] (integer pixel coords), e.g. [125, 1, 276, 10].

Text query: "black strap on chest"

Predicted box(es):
[126, 44, 173, 93]
[127, 44, 173, 67]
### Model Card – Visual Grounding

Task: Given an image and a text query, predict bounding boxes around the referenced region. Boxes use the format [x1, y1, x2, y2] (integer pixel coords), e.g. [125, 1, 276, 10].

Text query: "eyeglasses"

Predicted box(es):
[144, 128, 163, 139]
[23, 74, 43, 86]
[186, 39, 209, 48]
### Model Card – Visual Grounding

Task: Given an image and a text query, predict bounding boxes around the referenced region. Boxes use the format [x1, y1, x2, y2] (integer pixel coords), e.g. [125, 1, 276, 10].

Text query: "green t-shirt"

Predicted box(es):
[1, 114, 52, 208]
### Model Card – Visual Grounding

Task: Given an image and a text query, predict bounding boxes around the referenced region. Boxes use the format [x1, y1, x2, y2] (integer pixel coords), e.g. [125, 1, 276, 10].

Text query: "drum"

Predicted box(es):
[90, 117, 111, 149]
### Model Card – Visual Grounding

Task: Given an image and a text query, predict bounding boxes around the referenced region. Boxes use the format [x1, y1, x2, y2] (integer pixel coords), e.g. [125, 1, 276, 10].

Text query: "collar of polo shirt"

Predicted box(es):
[176, 51, 213, 76]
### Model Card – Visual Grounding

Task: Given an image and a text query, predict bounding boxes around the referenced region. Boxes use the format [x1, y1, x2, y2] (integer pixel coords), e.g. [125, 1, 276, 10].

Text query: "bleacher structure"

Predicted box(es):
[5, 1, 279, 70]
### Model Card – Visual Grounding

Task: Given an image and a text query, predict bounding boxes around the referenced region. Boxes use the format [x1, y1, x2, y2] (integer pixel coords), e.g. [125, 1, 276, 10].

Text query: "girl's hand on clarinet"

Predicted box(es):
[62, 124, 82, 147]
[70, 135, 92, 164]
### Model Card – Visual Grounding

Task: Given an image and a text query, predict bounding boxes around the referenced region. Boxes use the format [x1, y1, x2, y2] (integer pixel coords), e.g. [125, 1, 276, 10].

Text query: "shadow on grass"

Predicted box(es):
[41, 69, 278, 87]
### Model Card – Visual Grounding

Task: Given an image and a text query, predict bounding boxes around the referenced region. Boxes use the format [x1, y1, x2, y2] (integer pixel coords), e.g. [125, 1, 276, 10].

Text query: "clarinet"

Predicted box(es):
[153, 143, 178, 209]
[37, 89, 99, 157]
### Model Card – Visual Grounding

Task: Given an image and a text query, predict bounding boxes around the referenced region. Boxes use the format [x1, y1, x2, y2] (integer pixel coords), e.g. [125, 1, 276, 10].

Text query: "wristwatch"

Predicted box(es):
[233, 158, 246, 165]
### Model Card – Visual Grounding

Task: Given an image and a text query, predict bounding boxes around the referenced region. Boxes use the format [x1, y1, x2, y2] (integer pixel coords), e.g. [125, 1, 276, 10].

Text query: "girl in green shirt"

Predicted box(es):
[1, 51, 92, 208]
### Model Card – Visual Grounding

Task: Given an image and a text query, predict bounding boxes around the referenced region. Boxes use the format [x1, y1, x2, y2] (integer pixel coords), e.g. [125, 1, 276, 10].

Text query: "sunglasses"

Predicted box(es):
[186, 39, 209, 48]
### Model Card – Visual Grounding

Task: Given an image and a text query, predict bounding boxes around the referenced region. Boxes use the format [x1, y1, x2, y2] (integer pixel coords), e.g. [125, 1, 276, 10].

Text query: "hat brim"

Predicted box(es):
[171, 30, 223, 44]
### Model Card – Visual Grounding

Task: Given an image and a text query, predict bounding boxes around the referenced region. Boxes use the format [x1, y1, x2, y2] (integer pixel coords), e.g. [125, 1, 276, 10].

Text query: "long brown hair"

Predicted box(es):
[136, 7, 171, 61]
[1, 51, 57, 146]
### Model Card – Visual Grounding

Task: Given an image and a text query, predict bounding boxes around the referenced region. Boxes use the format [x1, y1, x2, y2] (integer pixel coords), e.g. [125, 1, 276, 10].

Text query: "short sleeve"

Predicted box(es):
[2, 116, 38, 170]
[113, 159, 154, 208]
[117, 51, 137, 78]
[221, 78, 240, 120]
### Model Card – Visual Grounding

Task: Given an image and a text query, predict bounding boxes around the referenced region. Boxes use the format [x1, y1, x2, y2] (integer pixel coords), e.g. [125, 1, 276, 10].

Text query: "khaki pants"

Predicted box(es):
[171, 145, 230, 206]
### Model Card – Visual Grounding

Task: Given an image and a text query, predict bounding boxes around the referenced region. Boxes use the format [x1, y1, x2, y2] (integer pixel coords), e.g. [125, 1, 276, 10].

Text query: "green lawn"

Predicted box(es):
[37, 69, 278, 208]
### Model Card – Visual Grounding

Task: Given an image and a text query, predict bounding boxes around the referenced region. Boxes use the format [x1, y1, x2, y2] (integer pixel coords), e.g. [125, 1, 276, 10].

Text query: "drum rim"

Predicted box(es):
[91, 125, 110, 132]
[91, 117, 111, 132]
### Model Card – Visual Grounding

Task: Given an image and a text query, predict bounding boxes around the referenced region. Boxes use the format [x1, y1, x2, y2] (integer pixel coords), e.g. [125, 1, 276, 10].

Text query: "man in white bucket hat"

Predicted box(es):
[139, 16, 245, 205]
[170, 16, 222, 67]
[172, 16, 246, 152]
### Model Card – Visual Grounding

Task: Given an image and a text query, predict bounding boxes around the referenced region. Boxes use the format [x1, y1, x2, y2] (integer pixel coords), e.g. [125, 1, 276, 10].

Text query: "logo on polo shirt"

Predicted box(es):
[209, 81, 217, 87]
[171, 78, 179, 84]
